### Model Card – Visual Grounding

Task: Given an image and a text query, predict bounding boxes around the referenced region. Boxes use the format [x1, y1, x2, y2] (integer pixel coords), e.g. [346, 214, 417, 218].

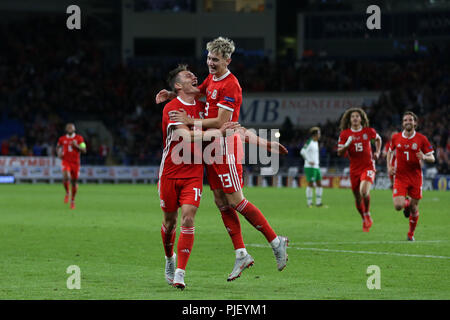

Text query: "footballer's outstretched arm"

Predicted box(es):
[234, 127, 288, 155]
[172, 122, 240, 142]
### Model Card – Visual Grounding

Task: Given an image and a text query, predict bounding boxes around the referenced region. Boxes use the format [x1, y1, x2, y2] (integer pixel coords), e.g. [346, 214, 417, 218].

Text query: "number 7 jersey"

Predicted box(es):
[338, 127, 378, 174]
[389, 131, 433, 181]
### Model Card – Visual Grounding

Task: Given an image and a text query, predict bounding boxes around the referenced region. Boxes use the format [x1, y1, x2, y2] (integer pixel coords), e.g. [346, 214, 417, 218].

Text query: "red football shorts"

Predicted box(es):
[350, 169, 376, 193]
[158, 176, 203, 213]
[205, 158, 243, 194]
[62, 160, 80, 180]
[393, 176, 423, 200]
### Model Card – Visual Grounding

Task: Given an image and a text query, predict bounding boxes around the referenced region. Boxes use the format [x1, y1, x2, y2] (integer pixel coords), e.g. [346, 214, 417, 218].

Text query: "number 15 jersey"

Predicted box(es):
[338, 127, 378, 175]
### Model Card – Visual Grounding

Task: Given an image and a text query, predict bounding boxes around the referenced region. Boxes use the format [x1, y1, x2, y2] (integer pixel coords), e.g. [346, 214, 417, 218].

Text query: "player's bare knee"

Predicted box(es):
[181, 215, 195, 228]
[394, 202, 403, 211]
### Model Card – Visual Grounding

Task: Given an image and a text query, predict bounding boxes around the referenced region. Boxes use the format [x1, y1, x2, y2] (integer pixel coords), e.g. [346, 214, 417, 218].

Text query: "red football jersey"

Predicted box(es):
[384, 140, 396, 167]
[338, 127, 378, 174]
[198, 70, 243, 158]
[57, 134, 85, 164]
[159, 97, 204, 179]
[389, 131, 433, 181]
[198, 70, 242, 122]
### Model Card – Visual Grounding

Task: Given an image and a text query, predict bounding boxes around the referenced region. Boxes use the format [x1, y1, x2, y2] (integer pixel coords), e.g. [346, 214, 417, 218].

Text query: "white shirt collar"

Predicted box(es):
[177, 96, 196, 106]
[350, 126, 363, 132]
[66, 133, 76, 138]
[213, 70, 231, 82]
[402, 130, 416, 139]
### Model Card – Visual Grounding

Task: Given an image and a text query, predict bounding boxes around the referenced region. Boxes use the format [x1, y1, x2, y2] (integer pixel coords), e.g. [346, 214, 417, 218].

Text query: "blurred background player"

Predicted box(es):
[56, 123, 86, 210]
[157, 37, 289, 280]
[387, 111, 435, 241]
[300, 127, 323, 207]
[158, 64, 237, 289]
[337, 108, 382, 232]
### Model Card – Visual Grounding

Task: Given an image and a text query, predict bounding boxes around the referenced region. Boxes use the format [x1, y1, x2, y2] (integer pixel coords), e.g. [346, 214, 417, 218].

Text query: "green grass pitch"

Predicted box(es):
[0, 184, 449, 300]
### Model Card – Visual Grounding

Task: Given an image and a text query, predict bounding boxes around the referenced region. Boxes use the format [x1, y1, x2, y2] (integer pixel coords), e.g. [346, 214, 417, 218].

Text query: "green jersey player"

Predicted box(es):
[300, 127, 323, 207]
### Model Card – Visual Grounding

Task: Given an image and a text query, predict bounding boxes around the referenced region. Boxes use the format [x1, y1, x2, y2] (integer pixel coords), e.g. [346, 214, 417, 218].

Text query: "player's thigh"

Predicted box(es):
[158, 177, 180, 213]
[70, 165, 80, 181]
[350, 173, 361, 197]
[304, 168, 315, 183]
[393, 179, 408, 201]
[206, 164, 222, 191]
[408, 183, 423, 200]
[178, 177, 203, 209]
[315, 168, 322, 183]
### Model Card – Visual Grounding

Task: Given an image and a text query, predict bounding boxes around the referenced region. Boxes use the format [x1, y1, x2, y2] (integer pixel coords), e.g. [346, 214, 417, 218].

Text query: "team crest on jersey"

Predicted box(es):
[397, 144, 401, 148]
[211, 89, 217, 99]
[363, 133, 368, 140]
[412, 143, 418, 150]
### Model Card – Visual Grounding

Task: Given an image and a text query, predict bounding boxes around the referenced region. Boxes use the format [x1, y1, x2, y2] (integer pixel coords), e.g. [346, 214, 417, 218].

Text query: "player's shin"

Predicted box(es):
[235, 199, 277, 243]
[219, 205, 246, 257]
[177, 226, 195, 270]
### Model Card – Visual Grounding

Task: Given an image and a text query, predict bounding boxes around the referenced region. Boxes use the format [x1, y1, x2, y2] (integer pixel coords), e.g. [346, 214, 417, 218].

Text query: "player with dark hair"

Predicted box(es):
[156, 37, 289, 281]
[56, 123, 86, 210]
[337, 108, 382, 232]
[301, 126, 323, 207]
[387, 111, 435, 241]
[159, 64, 238, 289]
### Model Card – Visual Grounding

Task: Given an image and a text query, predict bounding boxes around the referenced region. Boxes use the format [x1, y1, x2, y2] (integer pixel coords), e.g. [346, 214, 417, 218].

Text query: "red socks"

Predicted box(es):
[219, 205, 245, 250]
[408, 212, 419, 237]
[63, 181, 70, 195]
[177, 226, 194, 270]
[235, 199, 277, 243]
[363, 195, 371, 214]
[355, 200, 365, 219]
[161, 224, 176, 258]
[71, 184, 78, 201]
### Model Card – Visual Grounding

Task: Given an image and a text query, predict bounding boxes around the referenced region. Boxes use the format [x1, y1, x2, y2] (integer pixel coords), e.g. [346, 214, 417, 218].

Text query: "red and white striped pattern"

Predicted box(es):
[235, 199, 248, 212]
[224, 138, 242, 192]
[180, 226, 195, 235]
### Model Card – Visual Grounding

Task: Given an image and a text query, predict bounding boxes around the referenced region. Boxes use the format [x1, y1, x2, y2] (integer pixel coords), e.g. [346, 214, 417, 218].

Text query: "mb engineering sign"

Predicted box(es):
[239, 93, 380, 128]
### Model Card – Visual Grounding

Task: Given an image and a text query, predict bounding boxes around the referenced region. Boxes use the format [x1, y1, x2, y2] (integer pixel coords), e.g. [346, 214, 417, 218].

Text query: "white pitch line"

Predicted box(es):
[291, 240, 450, 245]
[246, 243, 450, 260]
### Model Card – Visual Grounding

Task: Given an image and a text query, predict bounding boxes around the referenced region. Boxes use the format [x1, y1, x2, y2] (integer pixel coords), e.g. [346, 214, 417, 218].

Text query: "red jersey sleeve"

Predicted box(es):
[368, 127, 377, 140]
[389, 134, 398, 151]
[77, 135, 85, 144]
[338, 131, 348, 147]
[57, 137, 63, 146]
[217, 80, 241, 112]
[420, 135, 434, 154]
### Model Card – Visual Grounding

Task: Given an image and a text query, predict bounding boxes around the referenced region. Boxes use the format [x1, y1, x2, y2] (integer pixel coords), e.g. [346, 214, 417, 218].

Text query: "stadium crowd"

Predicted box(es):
[0, 17, 449, 174]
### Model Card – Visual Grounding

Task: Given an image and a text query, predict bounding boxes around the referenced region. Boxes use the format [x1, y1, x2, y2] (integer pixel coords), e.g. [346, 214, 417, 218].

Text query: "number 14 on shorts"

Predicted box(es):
[193, 188, 202, 201]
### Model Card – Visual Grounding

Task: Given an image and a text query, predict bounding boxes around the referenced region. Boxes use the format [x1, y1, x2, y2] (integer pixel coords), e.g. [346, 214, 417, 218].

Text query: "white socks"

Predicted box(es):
[270, 236, 280, 248]
[235, 248, 248, 259]
[306, 187, 313, 205]
[316, 187, 323, 205]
